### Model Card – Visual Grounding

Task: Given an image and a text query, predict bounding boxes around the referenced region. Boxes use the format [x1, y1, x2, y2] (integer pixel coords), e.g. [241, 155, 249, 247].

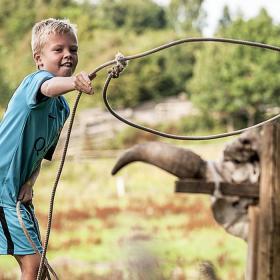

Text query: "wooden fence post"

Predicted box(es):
[257, 121, 280, 280]
[246, 206, 259, 280]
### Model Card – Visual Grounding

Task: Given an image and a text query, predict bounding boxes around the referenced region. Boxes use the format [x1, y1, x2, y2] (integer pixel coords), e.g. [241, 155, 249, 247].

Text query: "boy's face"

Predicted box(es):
[34, 32, 78, 77]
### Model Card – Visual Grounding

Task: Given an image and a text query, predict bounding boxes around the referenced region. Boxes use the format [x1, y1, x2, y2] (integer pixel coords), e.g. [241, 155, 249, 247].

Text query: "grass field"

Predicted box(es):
[0, 140, 247, 279]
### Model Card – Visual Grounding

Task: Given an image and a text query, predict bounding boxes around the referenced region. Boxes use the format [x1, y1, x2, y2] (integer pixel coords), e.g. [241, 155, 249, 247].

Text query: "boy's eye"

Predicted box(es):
[71, 48, 78, 53]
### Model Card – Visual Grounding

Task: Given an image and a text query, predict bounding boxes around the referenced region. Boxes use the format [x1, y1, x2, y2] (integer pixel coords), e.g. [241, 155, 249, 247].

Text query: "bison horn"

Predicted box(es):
[112, 141, 207, 179]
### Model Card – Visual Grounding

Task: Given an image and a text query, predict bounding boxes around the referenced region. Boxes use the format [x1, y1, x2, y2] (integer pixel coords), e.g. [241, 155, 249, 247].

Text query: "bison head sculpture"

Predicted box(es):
[112, 130, 260, 241]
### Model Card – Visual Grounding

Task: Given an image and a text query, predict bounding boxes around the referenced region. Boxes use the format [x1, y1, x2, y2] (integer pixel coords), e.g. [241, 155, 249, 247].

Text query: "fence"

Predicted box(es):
[175, 121, 280, 280]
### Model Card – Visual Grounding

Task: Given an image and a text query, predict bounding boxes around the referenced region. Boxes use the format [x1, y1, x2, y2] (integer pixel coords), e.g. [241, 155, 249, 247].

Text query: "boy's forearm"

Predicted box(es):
[18, 165, 41, 202]
[41, 77, 75, 97]
[41, 72, 94, 97]
[27, 164, 41, 186]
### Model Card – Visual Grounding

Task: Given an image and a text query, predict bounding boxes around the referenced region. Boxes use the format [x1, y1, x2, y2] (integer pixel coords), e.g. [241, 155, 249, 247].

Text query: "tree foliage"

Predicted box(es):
[87, 29, 199, 109]
[0, 0, 279, 130]
[189, 9, 280, 128]
[0, 0, 202, 111]
[218, 5, 232, 32]
[167, 0, 205, 33]
[94, 0, 167, 33]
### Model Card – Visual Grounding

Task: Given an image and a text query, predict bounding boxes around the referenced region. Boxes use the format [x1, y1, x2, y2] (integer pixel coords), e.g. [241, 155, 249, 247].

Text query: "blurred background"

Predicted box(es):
[0, 0, 280, 279]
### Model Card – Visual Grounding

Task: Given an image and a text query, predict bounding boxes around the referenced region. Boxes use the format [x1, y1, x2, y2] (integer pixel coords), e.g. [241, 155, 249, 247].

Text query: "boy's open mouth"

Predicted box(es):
[61, 62, 73, 68]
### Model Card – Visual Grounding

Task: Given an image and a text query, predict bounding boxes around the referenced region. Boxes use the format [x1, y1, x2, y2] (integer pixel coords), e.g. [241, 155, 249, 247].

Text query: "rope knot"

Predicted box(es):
[108, 52, 128, 78]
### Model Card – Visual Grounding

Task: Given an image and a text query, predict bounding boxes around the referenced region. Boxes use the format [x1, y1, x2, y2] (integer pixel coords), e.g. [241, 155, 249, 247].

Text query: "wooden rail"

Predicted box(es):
[175, 179, 259, 199]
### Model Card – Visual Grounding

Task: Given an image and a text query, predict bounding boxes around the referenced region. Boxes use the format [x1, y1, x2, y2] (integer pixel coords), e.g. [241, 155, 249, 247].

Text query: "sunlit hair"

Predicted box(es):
[31, 18, 77, 55]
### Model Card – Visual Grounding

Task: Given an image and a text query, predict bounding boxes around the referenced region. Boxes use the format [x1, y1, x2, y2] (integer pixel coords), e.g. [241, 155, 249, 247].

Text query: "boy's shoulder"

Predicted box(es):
[11, 70, 55, 108]
[23, 70, 54, 83]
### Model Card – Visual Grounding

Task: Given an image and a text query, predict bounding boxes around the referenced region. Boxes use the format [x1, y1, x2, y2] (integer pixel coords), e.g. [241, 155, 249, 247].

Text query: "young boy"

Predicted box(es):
[0, 18, 93, 279]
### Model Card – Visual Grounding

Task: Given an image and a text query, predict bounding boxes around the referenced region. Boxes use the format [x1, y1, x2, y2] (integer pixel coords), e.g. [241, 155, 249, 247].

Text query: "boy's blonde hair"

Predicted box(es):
[31, 18, 77, 55]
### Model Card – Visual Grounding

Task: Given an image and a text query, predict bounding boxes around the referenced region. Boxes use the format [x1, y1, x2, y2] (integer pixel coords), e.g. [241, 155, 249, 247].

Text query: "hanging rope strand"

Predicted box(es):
[16, 201, 58, 279]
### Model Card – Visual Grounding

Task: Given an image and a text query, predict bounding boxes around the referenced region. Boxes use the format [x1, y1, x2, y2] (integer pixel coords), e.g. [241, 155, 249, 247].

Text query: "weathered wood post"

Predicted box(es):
[257, 121, 280, 280]
[246, 206, 259, 280]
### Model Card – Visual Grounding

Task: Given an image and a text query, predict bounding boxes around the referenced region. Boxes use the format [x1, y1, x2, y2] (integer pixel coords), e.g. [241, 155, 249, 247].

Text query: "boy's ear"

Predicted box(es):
[33, 52, 43, 69]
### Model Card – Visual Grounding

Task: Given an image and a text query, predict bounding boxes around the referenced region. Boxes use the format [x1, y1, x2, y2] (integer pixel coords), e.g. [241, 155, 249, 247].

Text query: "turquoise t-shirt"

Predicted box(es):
[0, 70, 70, 207]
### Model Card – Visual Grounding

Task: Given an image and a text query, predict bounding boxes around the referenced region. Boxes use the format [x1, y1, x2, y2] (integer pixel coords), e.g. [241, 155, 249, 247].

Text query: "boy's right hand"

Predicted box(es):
[73, 71, 94, 95]
[18, 181, 33, 204]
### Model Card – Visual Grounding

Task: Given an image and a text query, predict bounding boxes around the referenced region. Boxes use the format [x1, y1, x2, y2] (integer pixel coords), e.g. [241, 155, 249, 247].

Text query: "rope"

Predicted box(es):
[103, 75, 280, 140]
[36, 91, 83, 279]
[108, 52, 128, 78]
[16, 201, 58, 280]
[35, 37, 280, 279]
[102, 38, 280, 140]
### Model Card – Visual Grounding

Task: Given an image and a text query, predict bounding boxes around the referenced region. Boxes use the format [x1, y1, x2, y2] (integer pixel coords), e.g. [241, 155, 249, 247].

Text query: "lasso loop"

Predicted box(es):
[101, 37, 280, 140]
[36, 37, 280, 279]
[102, 74, 280, 140]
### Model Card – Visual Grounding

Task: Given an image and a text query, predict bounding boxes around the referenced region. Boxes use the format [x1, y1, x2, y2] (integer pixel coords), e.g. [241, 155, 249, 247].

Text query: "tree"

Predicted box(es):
[99, 30, 198, 109]
[218, 5, 232, 32]
[94, 0, 167, 33]
[189, 9, 280, 129]
[0, 0, 35, 42]
[0, 0, 198, 111]
[0, 47, 11, 108]
[166, 0, 205, 34]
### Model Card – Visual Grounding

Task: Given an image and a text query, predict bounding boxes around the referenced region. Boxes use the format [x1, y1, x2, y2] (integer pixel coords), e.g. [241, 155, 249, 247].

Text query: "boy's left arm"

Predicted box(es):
[18, 164, 41, 204]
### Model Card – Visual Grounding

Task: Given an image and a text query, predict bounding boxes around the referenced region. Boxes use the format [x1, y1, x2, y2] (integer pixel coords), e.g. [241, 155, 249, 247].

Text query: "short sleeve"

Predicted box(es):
[25, 70, 54, 108]
[44, 139, 59, 161]
[44, 126, 64, 161]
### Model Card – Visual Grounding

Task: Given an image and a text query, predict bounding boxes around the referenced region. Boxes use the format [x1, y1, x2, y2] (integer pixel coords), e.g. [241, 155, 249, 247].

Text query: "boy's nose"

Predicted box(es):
[63, 50, 72, 58]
